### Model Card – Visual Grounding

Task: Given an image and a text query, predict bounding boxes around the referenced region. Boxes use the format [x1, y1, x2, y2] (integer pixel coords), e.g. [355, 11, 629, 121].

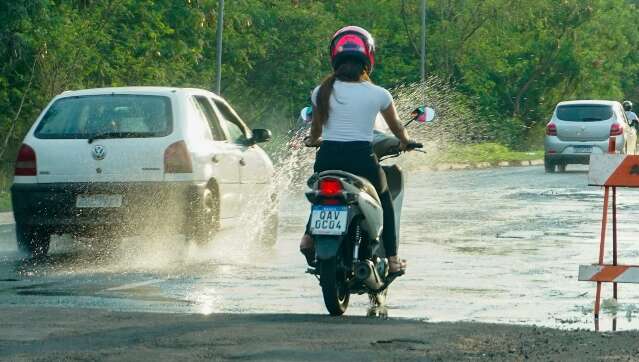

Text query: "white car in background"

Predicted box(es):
[544, 100, 637, 172]
[11, 87, 276, 256]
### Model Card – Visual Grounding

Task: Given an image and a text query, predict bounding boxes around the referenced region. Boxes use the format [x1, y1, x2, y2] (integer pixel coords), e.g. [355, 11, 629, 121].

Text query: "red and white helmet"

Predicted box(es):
[330, 26, 376, 73]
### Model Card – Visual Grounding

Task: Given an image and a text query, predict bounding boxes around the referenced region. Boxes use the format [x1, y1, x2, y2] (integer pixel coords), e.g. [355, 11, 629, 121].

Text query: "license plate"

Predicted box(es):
[76, 194, 123, 208]
[574, 146, 592, 153]
[310, 205, 348, 235]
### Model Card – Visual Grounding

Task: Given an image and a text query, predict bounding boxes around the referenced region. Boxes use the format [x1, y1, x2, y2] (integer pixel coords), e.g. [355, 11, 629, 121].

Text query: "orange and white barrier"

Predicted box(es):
[589, 154, 639, 187]
[579, 265, 639, 284]
[580, 137, 639, 329]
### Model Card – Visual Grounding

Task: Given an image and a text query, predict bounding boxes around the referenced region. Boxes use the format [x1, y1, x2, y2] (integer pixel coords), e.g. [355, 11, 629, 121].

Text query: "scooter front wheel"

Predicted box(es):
[319, 257, 350, 316]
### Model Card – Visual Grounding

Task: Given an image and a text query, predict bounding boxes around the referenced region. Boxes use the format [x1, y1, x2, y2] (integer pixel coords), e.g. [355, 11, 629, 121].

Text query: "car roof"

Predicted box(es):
[57, 86, 223, 100]
[556, 100, 619, 107]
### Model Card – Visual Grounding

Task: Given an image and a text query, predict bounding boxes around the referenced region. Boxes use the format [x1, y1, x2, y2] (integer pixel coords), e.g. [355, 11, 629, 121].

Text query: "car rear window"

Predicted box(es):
[555, 105, 614, 122]
[34, 94, 173, 139]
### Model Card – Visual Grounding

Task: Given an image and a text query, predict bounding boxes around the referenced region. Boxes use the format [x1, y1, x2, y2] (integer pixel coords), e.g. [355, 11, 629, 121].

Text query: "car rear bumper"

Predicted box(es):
[544, 136, 625, 165]
[544, 154, 591, 164]
[11, 181, 206, 234]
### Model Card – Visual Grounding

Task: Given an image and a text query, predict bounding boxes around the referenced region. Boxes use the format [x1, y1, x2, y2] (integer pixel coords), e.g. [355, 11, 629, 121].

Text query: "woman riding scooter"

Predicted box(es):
[623, 100, 639, 131]
[300, 26, 417, 275]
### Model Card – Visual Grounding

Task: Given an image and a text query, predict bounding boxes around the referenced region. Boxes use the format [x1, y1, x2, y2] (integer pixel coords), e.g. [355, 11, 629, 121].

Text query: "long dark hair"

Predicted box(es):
[316, 60, 370, 125]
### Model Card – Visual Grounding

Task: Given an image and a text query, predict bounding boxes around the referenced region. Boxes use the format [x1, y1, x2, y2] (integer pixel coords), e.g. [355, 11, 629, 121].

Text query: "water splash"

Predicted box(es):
[7, 77, 491, 272]
[248, 76, 494, 201]
[391, 76, 487, 146]
[390, 77, 490, 169]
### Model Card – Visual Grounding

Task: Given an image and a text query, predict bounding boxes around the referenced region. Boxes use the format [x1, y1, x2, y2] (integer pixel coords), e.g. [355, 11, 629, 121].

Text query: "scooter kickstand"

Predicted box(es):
[305, 268, 319, 275]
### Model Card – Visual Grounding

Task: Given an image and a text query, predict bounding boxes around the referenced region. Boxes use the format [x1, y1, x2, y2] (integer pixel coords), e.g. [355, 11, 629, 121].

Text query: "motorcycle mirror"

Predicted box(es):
[410, 106, 436, 125]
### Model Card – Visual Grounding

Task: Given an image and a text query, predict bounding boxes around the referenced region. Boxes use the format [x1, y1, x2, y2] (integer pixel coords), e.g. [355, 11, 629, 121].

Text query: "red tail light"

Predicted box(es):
[15, 144, 37, 176]
[545, 123, 557, 136]
[318, 178, 342, 197]
[164, 141, 192, 173]
[610, 123, 623, 136]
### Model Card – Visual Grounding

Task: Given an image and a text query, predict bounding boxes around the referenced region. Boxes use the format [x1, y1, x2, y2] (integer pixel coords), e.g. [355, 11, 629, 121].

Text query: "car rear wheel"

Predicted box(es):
[557, 163, 567, 172]
[186, 187, 219, 244]
[16, 223, 51, 257]
[544, 158, 555, 173]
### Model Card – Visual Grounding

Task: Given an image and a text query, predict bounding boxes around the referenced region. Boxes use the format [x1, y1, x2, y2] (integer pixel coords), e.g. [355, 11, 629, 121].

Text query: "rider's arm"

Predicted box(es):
[381, 102, 411, 148]
[306, 105, 322, 146]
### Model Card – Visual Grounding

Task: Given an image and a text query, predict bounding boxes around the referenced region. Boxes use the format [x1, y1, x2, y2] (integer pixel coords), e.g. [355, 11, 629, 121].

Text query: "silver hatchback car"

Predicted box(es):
[544, 100, 637, 172]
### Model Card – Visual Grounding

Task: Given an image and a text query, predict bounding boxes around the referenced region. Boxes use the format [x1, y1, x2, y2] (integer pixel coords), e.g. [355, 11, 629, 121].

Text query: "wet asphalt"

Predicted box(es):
[2, 165, 639, 331]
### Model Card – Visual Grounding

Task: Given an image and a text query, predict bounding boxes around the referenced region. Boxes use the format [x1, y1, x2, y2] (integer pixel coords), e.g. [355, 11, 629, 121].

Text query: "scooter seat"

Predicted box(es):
[317, 170, 380, 204]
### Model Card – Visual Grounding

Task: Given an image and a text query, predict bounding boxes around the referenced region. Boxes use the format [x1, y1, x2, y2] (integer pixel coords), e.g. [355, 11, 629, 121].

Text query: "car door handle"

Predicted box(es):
[239, 158, 246, 166]
[212, 155, 220, 163]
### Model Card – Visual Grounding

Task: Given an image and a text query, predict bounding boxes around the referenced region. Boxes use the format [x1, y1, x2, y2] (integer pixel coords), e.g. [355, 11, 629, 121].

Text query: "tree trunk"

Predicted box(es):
[0, 55, 38, 161]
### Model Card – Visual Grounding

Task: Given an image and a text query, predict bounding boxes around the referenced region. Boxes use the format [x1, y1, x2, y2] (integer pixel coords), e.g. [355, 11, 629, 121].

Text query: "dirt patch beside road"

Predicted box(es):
[1, 307, 638, 361]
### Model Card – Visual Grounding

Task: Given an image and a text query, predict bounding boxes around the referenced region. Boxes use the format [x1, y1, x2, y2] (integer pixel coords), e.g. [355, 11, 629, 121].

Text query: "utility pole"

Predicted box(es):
[420, 0, 426, 82]
[215, 0, 224, 94]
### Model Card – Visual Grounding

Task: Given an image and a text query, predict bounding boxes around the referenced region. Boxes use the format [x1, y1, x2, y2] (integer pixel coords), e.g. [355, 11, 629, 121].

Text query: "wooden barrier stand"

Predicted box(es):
[579, 137, 639, 326]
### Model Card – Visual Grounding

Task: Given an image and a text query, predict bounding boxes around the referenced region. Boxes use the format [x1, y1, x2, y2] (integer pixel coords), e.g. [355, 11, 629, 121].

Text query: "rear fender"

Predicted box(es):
[313, 207, 359, 260]
[315, 235, 344, 260]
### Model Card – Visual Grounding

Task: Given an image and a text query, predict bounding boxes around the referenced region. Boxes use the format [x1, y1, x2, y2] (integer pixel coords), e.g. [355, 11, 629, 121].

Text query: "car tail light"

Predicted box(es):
[318, 178, 342, 197]
[545, 123, 557, 136]
[164, 141, 192, 173]
[610, 123, 623, 136]
[15, 144, 37, 176]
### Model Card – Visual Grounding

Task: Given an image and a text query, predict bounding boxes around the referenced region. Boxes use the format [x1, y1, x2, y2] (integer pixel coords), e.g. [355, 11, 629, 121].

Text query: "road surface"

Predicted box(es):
[1, 165, 639, 332]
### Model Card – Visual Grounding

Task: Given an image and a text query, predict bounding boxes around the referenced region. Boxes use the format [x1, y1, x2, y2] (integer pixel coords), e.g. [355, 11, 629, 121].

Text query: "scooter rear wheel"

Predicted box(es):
[319, 257, 350, 316]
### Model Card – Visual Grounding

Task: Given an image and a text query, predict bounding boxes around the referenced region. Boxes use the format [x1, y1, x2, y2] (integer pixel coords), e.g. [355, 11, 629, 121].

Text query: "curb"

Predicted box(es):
[426, 159, 543, 171]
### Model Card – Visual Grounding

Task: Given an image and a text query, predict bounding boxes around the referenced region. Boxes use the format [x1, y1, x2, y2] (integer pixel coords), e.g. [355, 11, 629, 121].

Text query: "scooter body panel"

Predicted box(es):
[346, 184, 383, 240]
[382, 164, 405, 242]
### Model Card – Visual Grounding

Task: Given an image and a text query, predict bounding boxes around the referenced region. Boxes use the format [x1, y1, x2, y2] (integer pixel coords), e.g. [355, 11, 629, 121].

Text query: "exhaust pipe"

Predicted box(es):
[355, 260, 384, 290]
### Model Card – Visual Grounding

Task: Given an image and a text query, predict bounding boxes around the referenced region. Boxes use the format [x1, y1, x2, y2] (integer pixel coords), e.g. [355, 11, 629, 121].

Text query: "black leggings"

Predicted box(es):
[312, 141, 398, 256]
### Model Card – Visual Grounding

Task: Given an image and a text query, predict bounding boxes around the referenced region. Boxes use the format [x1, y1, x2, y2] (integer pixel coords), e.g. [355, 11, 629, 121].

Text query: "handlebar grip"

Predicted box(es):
[303, 136, 320, 148]
[406, 142, 423, 150]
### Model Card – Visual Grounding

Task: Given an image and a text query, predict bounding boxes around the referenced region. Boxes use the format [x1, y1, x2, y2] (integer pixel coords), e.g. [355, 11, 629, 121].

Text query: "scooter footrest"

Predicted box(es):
[381, 271, 404, 287]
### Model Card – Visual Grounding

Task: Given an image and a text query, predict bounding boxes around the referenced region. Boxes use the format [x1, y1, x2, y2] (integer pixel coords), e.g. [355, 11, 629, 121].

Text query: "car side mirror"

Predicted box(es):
[250, 128, 272, 144]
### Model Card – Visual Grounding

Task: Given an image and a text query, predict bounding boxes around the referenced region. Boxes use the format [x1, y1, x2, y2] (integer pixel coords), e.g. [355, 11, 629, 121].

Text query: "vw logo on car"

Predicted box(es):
[92, 144, 107, 160]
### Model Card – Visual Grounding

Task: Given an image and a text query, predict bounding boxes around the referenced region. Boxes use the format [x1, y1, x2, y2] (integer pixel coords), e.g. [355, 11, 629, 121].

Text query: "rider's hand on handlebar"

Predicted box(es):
[304, 136, 322, 148]
[400, 139, 422, 151]
[399, 138, 410, 151]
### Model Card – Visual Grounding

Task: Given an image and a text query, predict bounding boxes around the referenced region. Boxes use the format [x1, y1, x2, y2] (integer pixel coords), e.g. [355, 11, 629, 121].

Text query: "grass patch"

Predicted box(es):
[0, 191, 10, 212]
[434, 143, 543, 164]
[0, 167, 11, 212]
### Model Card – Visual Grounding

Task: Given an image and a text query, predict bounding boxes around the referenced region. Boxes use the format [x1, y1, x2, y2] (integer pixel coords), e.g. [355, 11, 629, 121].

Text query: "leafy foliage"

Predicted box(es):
[1, 0, 639, 165]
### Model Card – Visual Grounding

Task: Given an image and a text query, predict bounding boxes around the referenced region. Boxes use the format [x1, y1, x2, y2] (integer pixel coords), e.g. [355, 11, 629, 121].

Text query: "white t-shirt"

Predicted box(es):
[311, 80, 393, 142]
[625, 111, 638, 122]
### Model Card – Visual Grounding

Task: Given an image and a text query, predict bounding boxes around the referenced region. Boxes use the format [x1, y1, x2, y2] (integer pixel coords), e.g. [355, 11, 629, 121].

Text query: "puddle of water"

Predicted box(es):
[2, 165, 639, 332]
